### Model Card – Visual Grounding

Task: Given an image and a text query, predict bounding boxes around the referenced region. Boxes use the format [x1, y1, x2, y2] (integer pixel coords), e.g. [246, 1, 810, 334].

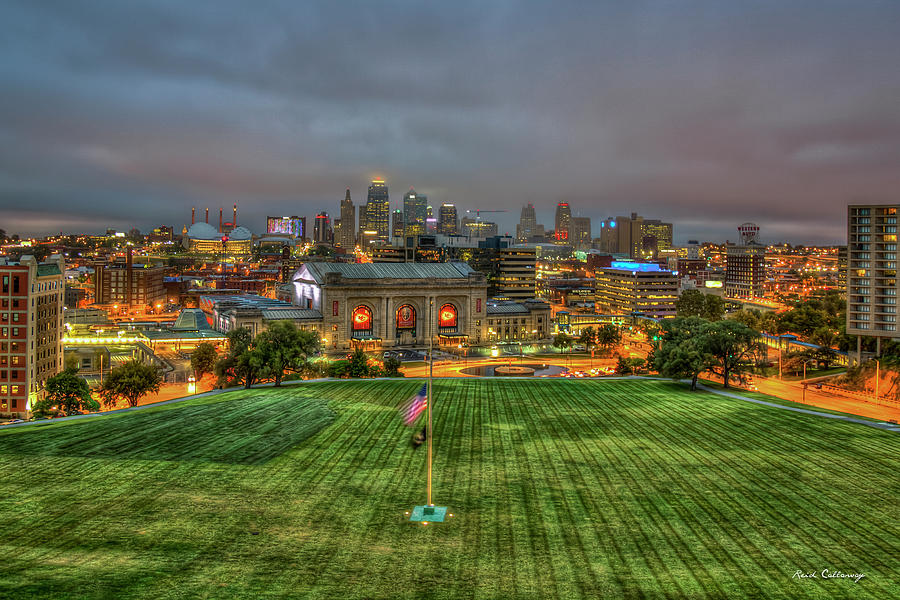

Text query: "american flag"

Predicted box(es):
[402, 383, 428, 425]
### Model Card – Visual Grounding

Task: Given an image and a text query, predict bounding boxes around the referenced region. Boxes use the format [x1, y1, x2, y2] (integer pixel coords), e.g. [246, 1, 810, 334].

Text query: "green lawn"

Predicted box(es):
[0, 379, 896, 599]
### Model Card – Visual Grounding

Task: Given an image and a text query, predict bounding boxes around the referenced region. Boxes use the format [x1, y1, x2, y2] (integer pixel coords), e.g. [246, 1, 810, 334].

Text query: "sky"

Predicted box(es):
[2, 0, 899, 244]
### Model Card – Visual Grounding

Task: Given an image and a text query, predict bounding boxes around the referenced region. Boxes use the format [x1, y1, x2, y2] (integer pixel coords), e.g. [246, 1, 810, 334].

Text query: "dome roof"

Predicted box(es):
[186, 222, 219, 240]
[228, 226, 252, 241]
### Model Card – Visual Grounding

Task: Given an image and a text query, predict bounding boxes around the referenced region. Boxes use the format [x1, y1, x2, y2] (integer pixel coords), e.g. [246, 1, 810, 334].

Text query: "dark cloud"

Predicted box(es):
[2, 0, 899, 243]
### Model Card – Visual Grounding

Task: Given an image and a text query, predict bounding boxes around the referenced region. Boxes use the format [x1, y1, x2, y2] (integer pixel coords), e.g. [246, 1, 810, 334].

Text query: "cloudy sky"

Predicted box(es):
[3, 0, 899, 243]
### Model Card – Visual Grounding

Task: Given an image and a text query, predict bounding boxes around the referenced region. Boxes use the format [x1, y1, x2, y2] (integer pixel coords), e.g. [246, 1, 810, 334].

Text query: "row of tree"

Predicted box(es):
[33, 359, 163, 417]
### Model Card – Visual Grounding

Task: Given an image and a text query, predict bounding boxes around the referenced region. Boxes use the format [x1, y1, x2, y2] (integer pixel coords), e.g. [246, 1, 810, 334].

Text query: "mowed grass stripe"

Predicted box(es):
[0, 379, 897, 599]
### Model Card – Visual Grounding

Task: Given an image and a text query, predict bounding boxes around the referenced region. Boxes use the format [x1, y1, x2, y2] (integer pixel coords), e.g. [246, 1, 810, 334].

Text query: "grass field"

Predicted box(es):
[0, 379, 897, 599]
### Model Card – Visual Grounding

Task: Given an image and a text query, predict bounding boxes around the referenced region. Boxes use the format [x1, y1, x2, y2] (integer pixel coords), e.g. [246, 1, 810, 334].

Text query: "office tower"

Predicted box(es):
[516, 203, 538, 242]
[313, 212, 333, 244]
[725, 223, 765, 299]
[597, 218, 619, 253]
[339, 188, 356, 248]
[595, 261, 679, 318]
[392, 209, 405, 238]
[366, 179, 390, 241]
[439, 203, 458, 235]
[357, 204, 368, 244]
[403, 188, 427, 236]
[572, 217, 592, 250]
[554, 202, 572, 242]
[0, 254, 65, 419]
[496, 247, 537, 299]
[425, 206, 437, 233]
[462, 218, 498, 239]
[847, 205, 900, 347]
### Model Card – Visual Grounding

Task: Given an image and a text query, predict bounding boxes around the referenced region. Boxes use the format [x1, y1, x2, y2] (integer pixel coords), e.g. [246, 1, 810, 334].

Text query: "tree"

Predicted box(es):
[254, 321, 321, 386]
[676, 290, 705, 318]
[595, 323, 622, 353]
[382, 355, 404, 377]
[652, 316, 712, 391]
[35, 367, 100, 416]
[676, 290, 724, 321]
[215, 327, 261, 389]
[99, 360, 163, 408]
[701, 320, 762, 388]
[348, 348, 372, 378]
[552, 332, 574, 353]
[577, 327, 597, 353]
[810, 326, 838, 369]
[190, 342, 218, 381]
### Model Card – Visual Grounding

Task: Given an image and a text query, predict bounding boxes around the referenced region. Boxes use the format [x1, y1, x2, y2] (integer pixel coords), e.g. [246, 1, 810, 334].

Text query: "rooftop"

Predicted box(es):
[297, 261, 476, 284]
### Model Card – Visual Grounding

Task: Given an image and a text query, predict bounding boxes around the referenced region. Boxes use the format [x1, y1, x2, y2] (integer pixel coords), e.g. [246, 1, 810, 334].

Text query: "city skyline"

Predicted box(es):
[4, 2, 899, 243]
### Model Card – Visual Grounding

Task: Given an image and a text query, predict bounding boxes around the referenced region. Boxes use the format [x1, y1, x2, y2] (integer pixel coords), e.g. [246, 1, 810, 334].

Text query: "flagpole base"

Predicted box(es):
[409, 505, 448, 523]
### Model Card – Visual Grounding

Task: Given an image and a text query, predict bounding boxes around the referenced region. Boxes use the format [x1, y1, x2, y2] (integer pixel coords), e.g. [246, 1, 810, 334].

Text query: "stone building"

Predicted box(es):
[290, 262, 489, 350]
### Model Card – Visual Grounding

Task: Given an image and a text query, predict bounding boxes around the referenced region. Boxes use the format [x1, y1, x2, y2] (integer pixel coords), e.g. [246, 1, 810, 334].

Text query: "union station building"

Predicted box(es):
[291, 262, 490, 350]
[203, 262, 550, 352]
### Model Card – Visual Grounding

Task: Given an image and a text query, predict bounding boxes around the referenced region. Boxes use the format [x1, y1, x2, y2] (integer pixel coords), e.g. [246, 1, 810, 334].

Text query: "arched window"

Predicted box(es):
[351, 305, 373, 338]
[439, 303, 458, 333]
[396, 304, 416, 335]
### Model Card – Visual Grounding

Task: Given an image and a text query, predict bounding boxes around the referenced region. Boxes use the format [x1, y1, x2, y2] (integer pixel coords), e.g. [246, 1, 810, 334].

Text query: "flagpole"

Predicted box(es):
[426, 298, 434, 507]
[408, 297, 447, 524]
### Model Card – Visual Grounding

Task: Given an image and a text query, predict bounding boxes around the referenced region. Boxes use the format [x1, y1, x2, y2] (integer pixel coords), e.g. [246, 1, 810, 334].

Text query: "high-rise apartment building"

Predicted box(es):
[403, 188, 427, 236]
[725, 223, 765, 299]
[366, 179, 390, 241]
[554, 202, 572, 242]
[847, 205, 900, 343]
[1, 254, 65, 418]
[338, 188, 355, 248]
[438, 203, 458, 235]
[572, 217, 592, 250]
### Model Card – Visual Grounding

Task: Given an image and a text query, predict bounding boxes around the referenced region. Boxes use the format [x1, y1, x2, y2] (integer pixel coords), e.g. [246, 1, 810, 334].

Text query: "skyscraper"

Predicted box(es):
[571, 217, 592, 250]
[313, 212, 333, 244]
[517, 203, 538, 242]
[554, 202, 572, 242]
[366, 179, 390, 241]
[439, 203, 458, 235]
[339, 188, 355, 248]
[403, 188, 427, 236]
[392, 209, 405, 238]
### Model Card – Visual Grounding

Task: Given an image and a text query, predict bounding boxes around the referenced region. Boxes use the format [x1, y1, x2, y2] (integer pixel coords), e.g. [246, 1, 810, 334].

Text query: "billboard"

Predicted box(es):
[352, 306, 372, 331]
[397, 304, 416, 329]
[439, 304, 457, 328]
[267, 216, 304, 238]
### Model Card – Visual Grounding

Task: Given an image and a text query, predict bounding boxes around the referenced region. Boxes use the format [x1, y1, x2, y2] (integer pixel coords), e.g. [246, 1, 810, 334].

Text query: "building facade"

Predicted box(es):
[93, 255, 166, 310]
[554, 202, 572, 242]
[595, 261, 679, 318]
[291, 262, 491, 349]
[1, 255, 65, 418]
[571, 217, 592, 250]
[338, 189, 355, 249]
[365, 179, 390, 241]
[403, 188, 427, 236]
[439, 203, 458, 235]
[847, 205, 900, 342]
